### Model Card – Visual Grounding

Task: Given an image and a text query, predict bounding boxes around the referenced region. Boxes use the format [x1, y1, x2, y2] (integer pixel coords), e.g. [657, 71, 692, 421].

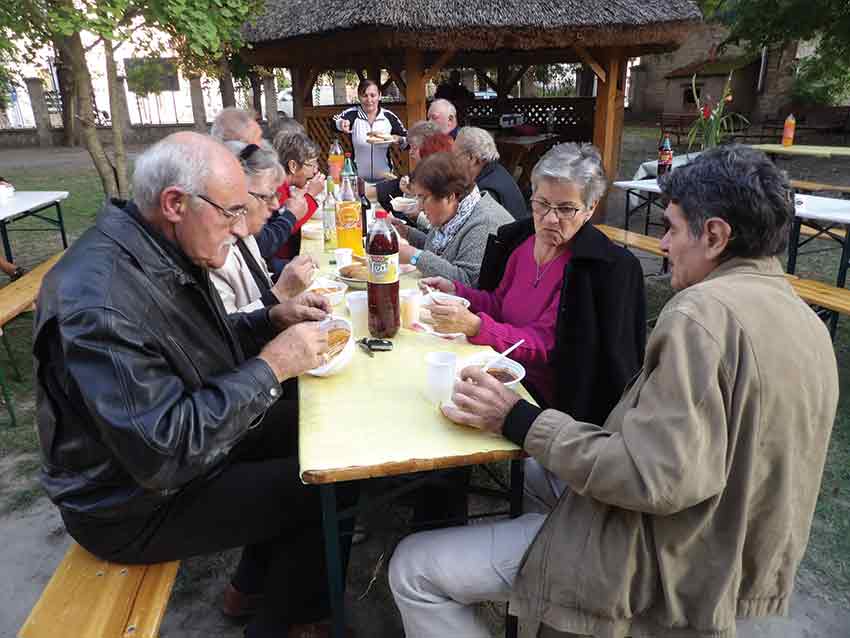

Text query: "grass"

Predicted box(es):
[0, 143, 847, 605]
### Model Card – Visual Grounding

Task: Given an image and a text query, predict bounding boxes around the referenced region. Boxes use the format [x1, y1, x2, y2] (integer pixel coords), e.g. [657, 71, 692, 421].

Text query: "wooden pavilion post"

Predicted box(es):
[291, 66, 306, 123]
[405, 49, 426, 167]
[592, 50, 627, 221]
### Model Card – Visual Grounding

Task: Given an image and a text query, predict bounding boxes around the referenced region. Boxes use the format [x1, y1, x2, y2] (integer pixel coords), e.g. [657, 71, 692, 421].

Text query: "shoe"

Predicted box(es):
[9, 267, 26, 281]
[222, 583, 264, 618]
[288, 621, 355, 638]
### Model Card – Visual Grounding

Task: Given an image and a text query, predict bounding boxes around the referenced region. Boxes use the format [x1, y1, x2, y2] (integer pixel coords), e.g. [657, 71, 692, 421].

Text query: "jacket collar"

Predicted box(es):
[477, 160, 498, 181]
[96, 199, 202, 288]
[703, 255, 786, 282]
[496, 218, 617, 263]
[356, 105, 386, 121]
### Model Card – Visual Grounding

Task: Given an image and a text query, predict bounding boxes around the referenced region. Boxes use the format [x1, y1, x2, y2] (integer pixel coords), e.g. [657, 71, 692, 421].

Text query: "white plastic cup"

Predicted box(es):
[400, 289, 421, 328]
[335, 247, 353, 268]
[346, 291, 368, 337]
[425, 351, 457, 405]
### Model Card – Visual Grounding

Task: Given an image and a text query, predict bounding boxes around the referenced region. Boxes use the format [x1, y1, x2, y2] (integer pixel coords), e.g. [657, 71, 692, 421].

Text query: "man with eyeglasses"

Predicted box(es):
[33, 132, 353, 638]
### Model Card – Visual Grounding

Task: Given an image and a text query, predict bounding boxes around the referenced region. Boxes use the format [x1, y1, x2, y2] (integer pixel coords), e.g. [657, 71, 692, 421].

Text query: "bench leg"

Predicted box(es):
[2, 330, 22, 382]
[0, 362, 17, 428]
[0, 222, 12, 263]
[55, 202, 69, 249]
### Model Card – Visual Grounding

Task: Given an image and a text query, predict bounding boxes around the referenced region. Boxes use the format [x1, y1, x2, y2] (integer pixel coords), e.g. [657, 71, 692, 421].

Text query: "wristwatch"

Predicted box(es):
[410, 250, 423, 267]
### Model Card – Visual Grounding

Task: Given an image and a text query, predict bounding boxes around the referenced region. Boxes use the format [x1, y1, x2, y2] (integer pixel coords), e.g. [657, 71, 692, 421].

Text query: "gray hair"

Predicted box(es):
[132, 136, 212, 213]
[429, 98, 457, 119]
[531, 143, 608, 209]
[274, 131, 320, 174]
[223, 140, 284, 184]
[455, 127, 499, 162]
[210, 107, 257, 142]
[407, 120, 440, 147]
[272, 116, 305, 138]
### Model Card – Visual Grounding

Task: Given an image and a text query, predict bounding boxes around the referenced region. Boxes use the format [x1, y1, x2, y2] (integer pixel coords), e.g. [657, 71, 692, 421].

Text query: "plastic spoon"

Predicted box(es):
[482, 339, 525, 374]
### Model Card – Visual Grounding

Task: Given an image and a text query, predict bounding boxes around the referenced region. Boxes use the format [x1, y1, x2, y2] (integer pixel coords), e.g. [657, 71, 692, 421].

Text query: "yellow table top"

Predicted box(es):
[297, 236, 529, 484]
[750, 144, 850, 159]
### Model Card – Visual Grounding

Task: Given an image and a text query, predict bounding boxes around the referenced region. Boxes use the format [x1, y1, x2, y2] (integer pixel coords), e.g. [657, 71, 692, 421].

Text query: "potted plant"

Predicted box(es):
[688, 72, 749, 151]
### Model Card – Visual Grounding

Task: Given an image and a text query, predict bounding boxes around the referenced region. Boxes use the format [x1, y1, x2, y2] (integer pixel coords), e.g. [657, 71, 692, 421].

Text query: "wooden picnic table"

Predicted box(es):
[749, 144, 850, 159]
[0, 191, 69, 262]
[298, 234, 534, 638]
[495, 133, 560, 192]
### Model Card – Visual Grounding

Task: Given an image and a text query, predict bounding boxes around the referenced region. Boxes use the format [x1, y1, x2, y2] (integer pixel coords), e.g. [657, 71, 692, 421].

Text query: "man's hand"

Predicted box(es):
[269, 293, 330, 330]
[306, 172, 326, 198]
[441, 367, 522, 434]
[426, 302, 481, 337]
[259, 322, 328, 382]
[272, 255, 317, 301]
[286, 188, 309, 221]
[419, 276, 456, 295]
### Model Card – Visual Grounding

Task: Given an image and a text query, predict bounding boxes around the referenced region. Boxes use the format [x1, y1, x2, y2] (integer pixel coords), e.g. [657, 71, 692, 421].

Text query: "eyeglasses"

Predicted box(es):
[530, 199, 581, 220]
[249, 191, 280, 207]
[193, 193, 248, 224]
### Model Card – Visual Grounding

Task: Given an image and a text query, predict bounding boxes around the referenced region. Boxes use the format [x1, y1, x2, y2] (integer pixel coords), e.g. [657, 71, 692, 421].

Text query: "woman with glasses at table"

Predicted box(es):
[420, 143, 646, 414]
[393, 152, 514, 288]
[211, 141, 317, 314]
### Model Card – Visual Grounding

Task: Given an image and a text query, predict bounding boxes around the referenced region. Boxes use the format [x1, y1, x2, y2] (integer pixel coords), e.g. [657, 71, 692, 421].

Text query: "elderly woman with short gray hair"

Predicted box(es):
[453, 126, 529, 220]
[420, 142, 645, 413]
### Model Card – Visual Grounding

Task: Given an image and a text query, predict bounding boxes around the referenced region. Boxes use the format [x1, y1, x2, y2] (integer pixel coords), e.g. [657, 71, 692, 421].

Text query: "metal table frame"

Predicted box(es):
[319, 459, 526, 638]
[0, 199, 69, 262]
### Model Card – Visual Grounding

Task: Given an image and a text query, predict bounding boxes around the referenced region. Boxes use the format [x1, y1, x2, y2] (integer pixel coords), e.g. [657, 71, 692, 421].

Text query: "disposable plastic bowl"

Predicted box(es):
[457, 352, 526, 389]
[307, 316, 355, 377]
[307, 277, 348, 307]
[425, 291, 471, 308]
[390, 196, 419, 214]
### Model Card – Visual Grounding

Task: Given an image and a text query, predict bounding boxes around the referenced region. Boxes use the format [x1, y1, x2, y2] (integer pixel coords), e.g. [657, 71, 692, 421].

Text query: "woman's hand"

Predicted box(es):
[286, 187, 309, 221]
[419, 277, 455, 295]
[339, 119, 351, 133]
[399, 243, 417, 265]
[426, 302, 481, 337]
[306, 172, 326, 198]
[390, 216, 410, 240]
[272, 255, 317, 300]
[399, 176, 412, 195]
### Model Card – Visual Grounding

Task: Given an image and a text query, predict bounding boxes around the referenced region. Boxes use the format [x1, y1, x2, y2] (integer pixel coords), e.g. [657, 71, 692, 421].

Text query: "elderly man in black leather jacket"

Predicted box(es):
[33, 132, 347, 638]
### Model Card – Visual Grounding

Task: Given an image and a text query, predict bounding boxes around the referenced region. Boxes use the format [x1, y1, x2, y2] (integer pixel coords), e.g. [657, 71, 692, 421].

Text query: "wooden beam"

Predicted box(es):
[405, 48, 426, 166]
[574, 44, 606, 84]
[423, 48, 456, 84]
[369, 65, 381, 83]
[473, 68, 499, 93]
[592, 51, 626, 222]
[291, 67, 306, 123]
[387, 66, 407, 94]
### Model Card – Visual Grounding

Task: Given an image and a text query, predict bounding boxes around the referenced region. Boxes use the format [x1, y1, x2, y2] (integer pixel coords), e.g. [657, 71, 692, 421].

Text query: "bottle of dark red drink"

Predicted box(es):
[366, 209, 400, 338]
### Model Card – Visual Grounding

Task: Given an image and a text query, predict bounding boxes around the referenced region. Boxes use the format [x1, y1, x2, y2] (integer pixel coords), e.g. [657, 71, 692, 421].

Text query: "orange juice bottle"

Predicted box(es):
[335, 174, 364, 256]
[328, 138, 344, 184]
[782, 114, 796, 147]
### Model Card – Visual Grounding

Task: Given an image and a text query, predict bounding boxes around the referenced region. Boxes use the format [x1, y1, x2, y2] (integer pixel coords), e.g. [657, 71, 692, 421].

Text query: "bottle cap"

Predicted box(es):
[375, 209, 388, 219]
[345, 152, 351, 157]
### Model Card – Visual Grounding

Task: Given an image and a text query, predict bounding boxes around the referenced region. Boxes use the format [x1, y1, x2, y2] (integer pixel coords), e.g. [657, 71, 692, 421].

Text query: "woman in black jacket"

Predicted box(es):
[476, 143, 646, 424]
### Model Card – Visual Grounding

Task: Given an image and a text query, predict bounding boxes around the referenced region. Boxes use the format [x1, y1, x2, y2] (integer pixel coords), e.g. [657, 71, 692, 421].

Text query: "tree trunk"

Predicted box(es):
[219, 60, 236, 108]
[62, 31, 118, 198]
[189, 76, 207, 131]
[249, 72, 263, 116]
[54, 42, 77, 146]
[263, 75, 278, 128]
[103, 39, 129, 199]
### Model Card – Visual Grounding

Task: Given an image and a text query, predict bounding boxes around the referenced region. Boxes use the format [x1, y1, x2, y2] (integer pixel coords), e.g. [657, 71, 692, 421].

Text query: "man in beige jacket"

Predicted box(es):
[389, 145, 839, 638]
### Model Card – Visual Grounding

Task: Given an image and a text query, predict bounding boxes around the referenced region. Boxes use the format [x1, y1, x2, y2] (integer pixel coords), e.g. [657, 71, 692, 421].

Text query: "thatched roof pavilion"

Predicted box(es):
[242, 0, 702, 213]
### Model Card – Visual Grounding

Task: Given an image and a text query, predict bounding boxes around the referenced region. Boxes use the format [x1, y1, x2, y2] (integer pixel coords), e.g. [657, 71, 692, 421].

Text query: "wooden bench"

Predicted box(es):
[0, 252, 64, 427]
[596, 224, 665, 258]
[791, 180, 850, 198]
[19, 542, 180, 638]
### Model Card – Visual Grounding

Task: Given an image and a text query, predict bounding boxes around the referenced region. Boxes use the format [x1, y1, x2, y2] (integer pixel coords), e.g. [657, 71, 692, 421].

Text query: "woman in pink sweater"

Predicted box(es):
[421, 143, 645, 412]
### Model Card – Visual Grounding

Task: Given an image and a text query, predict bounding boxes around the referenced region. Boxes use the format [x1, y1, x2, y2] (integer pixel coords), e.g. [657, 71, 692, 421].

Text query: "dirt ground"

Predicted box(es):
[2, 140, 850, 638]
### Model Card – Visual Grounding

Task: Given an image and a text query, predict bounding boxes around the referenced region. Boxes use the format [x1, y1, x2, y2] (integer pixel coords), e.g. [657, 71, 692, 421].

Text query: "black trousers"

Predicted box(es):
[63, 398, 355, 637]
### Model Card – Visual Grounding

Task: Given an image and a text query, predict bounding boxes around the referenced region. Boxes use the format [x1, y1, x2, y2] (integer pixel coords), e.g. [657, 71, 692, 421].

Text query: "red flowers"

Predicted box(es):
[702, 105, 712, 120]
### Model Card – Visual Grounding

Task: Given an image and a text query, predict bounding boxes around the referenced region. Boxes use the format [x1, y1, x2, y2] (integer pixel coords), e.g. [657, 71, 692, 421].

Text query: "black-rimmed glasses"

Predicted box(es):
[530, 199, 581, 220]
[194, 193, 248, 223]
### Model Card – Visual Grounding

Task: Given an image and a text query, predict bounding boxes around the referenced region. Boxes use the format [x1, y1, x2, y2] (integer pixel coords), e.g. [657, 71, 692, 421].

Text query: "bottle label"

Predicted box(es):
[336, 201, 361, 230]
[368, 253, 399, 284]
[658, 149, 673, 165]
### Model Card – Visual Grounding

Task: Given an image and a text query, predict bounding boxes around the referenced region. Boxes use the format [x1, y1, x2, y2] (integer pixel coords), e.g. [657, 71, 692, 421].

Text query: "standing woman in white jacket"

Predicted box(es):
[334, 79, 407, 182]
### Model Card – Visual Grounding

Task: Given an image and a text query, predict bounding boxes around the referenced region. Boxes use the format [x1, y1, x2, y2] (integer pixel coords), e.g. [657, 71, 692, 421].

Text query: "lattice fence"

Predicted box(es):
[304, 104, 408, 176]
[466, 97, 595, 142]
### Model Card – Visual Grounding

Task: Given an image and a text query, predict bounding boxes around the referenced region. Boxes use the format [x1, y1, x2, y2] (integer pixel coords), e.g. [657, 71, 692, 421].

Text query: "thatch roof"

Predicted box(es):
[244, 0, 703, 53]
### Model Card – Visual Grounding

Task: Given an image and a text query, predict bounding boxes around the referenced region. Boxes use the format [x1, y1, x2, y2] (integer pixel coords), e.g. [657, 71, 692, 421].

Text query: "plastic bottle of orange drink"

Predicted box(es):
[782, 114, 796, 147]
[335, 155, 364, 256]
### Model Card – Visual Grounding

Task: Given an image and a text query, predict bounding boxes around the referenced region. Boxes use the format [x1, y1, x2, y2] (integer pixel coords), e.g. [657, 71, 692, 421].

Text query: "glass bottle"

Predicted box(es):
[323, 176, 337, 252]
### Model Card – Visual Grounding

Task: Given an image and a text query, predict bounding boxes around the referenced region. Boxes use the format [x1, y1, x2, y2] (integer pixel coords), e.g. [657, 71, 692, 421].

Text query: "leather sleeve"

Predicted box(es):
[60, 306, 281, 491]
